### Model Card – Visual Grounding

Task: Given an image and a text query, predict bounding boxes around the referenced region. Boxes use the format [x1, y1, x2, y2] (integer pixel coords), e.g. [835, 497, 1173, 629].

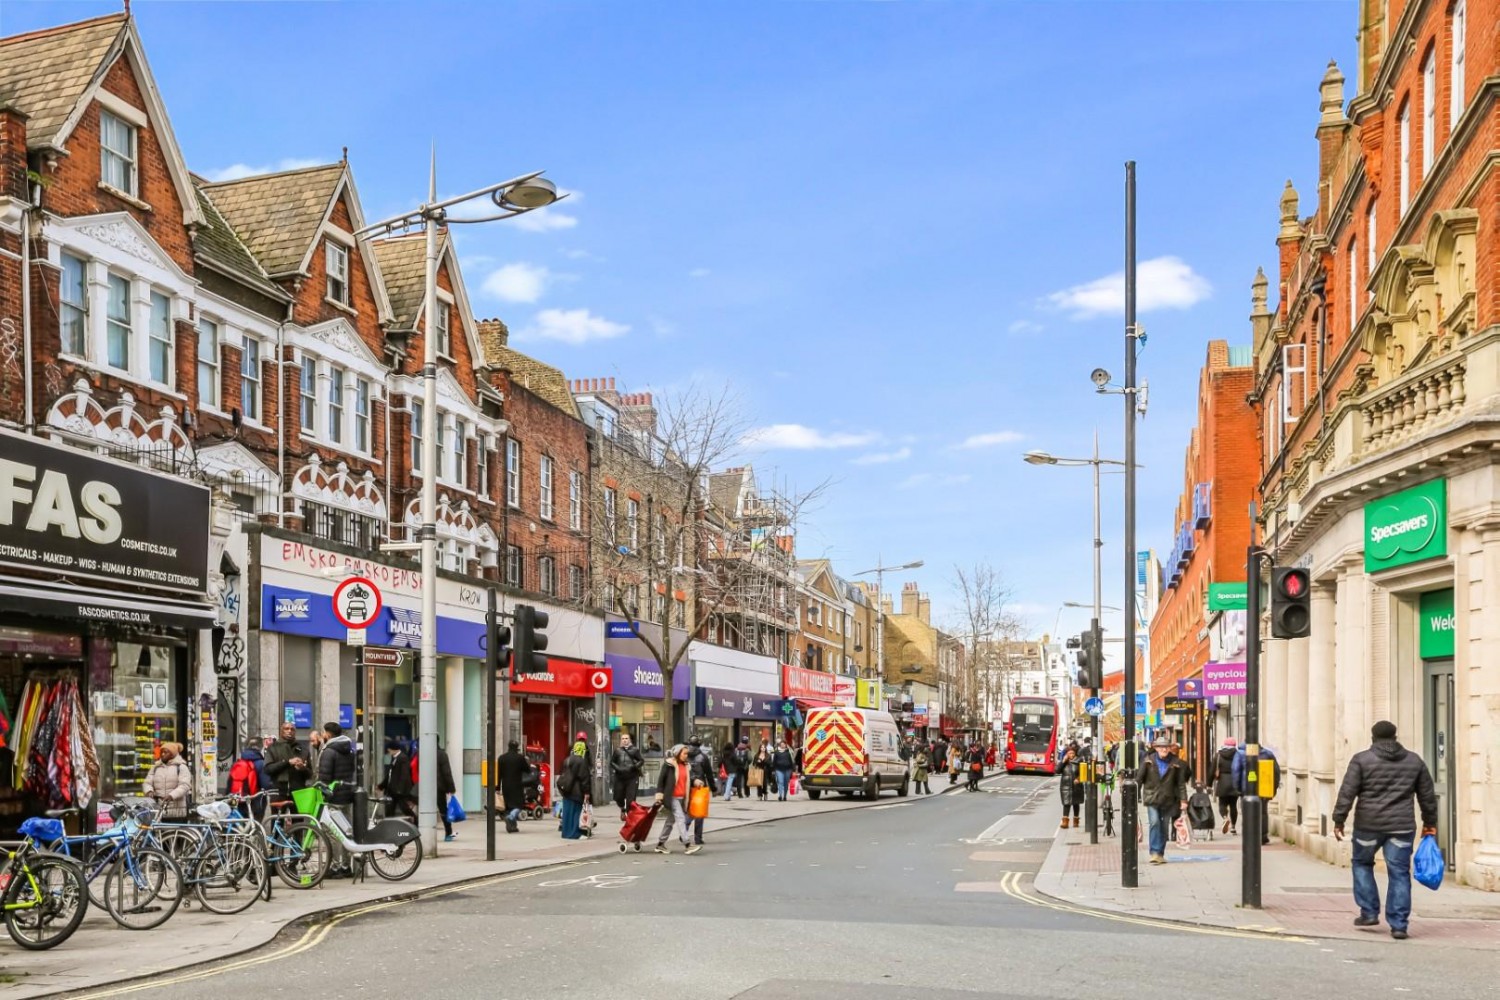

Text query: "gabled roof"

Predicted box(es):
[708, 467, 753, 519]
[1, 14, 204, 227]
[476, 319, 579, 419]
[202, 163, 345, 277]
[370, 235, 427, 329]
[0, 14, 126, 148]
[192, 181, 289, 302]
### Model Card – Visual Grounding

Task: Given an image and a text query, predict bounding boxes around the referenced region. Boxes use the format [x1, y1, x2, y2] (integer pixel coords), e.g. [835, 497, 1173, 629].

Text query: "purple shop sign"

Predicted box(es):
[606, 652, 691, 700]
[1203, 661, 1247, 698]
[1177, 677, 1205, 700]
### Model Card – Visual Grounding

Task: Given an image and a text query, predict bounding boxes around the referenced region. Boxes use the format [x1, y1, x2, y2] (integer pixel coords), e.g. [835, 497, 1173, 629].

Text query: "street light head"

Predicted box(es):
[901, 560, 925, 570]
[1090, 367, 1112, 388]
[496, 176, 558, 211]
[1023, 450, 1057, 466]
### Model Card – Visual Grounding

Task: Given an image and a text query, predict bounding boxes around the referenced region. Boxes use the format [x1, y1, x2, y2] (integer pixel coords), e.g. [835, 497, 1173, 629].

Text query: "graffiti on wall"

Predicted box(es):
[213, 572, 247, 776]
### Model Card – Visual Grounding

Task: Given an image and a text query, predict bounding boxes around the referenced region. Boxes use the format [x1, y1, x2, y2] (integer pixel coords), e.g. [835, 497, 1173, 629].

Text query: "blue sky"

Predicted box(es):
[12, 0, 1356, 662]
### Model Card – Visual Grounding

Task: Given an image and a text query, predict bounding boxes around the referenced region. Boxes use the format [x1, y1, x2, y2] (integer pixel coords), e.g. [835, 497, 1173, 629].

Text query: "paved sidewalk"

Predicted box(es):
[3, 789, 907, 998]
[1034, 815, 1500, 947]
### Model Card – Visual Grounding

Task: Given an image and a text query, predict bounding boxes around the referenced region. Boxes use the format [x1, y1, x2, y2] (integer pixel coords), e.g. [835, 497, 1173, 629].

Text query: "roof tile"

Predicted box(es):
[0, 14, 126, 148]
[202, 163, 344, 276]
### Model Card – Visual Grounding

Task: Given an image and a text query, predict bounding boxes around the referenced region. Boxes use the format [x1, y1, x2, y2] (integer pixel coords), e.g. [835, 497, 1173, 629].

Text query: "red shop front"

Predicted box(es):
[781, 664, 836, 745]
[511, 658, 611, 793]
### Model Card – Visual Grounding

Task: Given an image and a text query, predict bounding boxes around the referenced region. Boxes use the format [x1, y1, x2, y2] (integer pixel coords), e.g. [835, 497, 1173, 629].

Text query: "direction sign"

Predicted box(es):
[332, 576, 381, 630]
[1084, 696, 1105, 717]
[362, 647, 406, 668]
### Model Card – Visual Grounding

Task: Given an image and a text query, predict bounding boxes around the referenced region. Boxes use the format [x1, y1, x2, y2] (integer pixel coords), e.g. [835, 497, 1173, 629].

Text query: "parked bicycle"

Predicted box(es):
[3, 820, 88, 950]
[138, 803, 266, 915]
[303, 783, 423, 882]
[30, 806, 183, 931]
[226, 790, 333, 892]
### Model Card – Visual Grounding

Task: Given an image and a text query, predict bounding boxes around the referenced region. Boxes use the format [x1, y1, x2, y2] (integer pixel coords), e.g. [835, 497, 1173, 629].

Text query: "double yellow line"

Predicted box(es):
[67, 861, 591, 998]
[997, 870, 1307, 942]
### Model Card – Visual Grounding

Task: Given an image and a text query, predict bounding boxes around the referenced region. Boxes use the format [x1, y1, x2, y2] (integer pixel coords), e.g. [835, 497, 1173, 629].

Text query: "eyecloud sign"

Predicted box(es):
[0, 428, 210, 594]
[1364, 478, 1446, 573]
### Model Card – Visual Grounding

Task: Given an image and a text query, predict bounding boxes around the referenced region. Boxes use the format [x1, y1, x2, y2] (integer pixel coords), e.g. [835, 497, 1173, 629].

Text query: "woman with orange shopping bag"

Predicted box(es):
[653, 745, 703, 855]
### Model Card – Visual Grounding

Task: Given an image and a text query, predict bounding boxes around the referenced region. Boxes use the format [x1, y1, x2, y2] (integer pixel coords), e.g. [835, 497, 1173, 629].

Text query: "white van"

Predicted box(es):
[800, 707, 909, 800]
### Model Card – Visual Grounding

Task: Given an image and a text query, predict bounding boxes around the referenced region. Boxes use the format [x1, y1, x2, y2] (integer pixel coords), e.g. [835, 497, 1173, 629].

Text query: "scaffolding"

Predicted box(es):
[704, 468, 798, 660]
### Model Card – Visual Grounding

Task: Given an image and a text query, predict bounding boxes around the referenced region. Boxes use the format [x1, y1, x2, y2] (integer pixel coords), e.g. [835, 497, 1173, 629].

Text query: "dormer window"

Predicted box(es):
[326, 241, 349, 305]
[100, 110, 137, 196]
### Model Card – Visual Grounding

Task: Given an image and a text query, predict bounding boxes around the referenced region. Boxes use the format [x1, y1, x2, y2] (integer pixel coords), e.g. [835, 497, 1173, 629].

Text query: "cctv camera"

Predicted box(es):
[1090, 368, 1112, 388]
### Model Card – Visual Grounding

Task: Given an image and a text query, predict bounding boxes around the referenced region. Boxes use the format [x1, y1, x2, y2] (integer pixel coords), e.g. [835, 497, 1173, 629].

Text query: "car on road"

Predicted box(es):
[800, 707, 908, 800]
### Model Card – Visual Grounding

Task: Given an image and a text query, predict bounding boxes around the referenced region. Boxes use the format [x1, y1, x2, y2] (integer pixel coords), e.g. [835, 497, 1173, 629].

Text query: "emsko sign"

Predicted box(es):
[1364, 478, 1447, 573]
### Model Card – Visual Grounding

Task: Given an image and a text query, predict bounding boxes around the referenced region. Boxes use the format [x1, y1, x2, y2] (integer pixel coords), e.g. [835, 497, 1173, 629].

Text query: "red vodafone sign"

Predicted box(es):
[511, 658, 612, 698]
[332, 576, 382, 629]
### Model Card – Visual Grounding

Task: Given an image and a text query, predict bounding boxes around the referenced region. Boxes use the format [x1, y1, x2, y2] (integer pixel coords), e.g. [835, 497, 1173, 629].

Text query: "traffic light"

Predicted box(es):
[486, 606, 511, 678]
[514, 604, 550, 674]
[1073, 624, 1103, 690]
[1270, 566, 1311, 638]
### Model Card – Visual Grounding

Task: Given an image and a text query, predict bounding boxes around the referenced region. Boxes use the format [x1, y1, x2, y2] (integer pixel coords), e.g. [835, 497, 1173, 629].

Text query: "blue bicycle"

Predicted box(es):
[34, 806, 184, 931]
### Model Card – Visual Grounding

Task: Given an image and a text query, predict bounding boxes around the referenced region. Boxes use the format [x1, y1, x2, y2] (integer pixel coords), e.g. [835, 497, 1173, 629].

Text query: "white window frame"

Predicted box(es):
[452, 417, 467, 488]
[627, 498, 640, 550]
[569, 564, 584, 601]
[1422, 49, 1436, 173]
[1450, 0, 1466, 129]
[435, 412, 447, 480]
[655, 513, 667, 562]
[326, 241, 349, 306]
[60, 253, 88, 358]
[539, 454, 554, 521]
[354, 378, 371, 453]
[569, 470, 583, 530]
[196, 317, 219, 408]
[99, 109, 137, 196]
[328, 366, 345, 443]
[411, 400, 424, 473]
[106, 272, 132, 370]
[603, 487, 617, 541]
[506, 438, 521, 507]
[477, 435, 490, 498]
[299, 358, 317, 433]
[505, 544, 523, 589]
[1281, 343, 1307, 424]
[1398, 99, 1411, 215]
[240, 338, 261, 422]
[436, 301, 452, 357]
[538, 556, 557, 596]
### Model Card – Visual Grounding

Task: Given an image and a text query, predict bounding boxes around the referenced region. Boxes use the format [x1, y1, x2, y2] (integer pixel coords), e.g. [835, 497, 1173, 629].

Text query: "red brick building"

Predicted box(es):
[1148, 339, 1257, 778]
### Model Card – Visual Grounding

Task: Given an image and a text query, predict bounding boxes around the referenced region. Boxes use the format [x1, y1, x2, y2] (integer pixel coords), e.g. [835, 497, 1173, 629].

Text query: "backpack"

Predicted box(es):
[411, 754, 419, 785]
[229, 757, 259, 795]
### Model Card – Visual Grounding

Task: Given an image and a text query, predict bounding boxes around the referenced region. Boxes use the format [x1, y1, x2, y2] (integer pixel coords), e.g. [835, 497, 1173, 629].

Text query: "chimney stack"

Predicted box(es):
[901, 582, 920, 617]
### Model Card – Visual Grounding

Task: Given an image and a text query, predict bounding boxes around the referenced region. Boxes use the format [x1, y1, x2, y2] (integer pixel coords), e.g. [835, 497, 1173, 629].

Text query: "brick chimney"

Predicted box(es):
[900, 582, 920, 617]
[917, 595, 931, 624]
[0, 108, 29, 203]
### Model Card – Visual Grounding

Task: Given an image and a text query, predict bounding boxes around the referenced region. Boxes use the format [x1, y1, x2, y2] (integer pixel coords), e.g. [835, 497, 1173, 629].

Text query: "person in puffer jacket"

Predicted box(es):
[143, 742, 192, 818]
[1332, 721, 1438, 940]
[1210, 738, 1239, 834]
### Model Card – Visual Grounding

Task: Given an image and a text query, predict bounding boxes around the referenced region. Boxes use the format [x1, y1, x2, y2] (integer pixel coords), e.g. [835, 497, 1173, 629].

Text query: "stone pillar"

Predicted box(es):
[1285, 633, 1310, 845]
[315, 639, 341, 732]
[249, 630, 281, 748]
[1461, 523, 1500, 890]
[444, 657, 466, 808]
[1308, 581, 1338, 856]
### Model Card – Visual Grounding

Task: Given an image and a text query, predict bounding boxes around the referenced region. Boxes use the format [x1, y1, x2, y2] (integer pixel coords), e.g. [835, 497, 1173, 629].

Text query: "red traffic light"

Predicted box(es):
[1278, 569, 1308, 599]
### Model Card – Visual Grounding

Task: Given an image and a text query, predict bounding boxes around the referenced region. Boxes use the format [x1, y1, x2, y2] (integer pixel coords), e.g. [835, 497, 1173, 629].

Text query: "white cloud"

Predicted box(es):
[511, 190, 582, 233]
[742, 424, 879, 450]
[898, 472, 972, 490]
[955, 431, 1025, 449]
[481, 263, 552, 304]
[560, 248, 600, 261]
[1008, 319, 1044, 335]
[1044, 255, 1211, 319]
[203, 157, 324, 182]
[514, 308, 629, 345]
[688, 267, 712, 278]
[851, 446, 912, 466]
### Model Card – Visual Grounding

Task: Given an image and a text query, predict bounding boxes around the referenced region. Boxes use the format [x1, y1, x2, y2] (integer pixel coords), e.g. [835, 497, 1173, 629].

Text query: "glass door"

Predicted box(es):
[1424, 660, 1456, 871]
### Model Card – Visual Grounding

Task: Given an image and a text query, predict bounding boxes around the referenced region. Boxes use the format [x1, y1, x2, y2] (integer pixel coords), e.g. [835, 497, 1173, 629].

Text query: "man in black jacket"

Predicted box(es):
[495, 741, 530, 833]
[1137, 736, 1190, 865]
[1333, 721, 1439, 939]
[611, 733, 645, 819]
[264, 722, 311, 804]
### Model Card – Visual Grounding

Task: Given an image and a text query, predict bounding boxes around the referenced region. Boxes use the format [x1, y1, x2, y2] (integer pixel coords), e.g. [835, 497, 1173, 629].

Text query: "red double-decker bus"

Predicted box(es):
[1005, 696, 1061, 775]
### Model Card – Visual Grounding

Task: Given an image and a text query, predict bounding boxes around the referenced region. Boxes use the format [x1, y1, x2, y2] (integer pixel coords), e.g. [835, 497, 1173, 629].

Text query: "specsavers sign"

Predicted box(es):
[1365, 479, 1446, 572]
[0, 428, 209, 594]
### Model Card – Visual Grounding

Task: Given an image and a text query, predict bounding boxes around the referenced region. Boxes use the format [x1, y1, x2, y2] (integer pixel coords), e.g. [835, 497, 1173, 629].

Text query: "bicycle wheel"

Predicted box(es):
[192, 840, 263, 915]
[103, 848, 182, 931]
[366, 836, 423, 882]
[4, 854, 88, 951]
[153, 826, 204, 864]
[81, 841, 123, 911]
[274, 820, 332, 889]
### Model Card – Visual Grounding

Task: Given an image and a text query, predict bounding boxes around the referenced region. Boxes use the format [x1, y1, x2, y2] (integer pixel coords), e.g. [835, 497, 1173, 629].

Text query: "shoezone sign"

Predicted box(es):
[332, 576, 382, 630]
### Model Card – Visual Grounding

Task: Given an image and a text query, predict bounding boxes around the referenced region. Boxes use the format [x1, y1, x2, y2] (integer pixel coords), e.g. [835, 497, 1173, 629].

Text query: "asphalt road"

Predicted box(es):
[82, 776, 1499, 1000]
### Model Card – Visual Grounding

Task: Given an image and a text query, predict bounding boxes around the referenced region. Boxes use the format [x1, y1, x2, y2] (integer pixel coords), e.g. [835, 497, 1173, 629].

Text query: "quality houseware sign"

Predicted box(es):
[1364, 478, 1447, 573]
[0, 428, 209, 594]
[782, 664, 837, 701]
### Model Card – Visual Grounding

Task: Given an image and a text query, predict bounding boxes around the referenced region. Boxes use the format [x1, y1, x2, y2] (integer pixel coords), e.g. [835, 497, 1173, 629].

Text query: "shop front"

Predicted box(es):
[603, 616, 691, 789]
[781, 663, 837, 741]
[510, 657, 612, 800]
[689, 641, 781, 750]
[0, 430, 214, 835]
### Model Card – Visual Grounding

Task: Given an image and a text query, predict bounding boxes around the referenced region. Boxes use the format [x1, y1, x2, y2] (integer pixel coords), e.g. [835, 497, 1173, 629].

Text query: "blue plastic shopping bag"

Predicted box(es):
[1413, 833, 1444, 890]
[446, 796, 467, 823]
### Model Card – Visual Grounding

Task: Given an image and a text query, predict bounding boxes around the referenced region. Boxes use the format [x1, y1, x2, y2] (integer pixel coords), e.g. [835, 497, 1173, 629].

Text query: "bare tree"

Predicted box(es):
[593, 385, 824, 745]
[950, 563, 1026, 728]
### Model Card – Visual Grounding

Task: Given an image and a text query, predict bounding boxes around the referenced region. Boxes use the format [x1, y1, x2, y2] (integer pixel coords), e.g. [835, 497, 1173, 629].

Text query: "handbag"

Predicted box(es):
[688, 785, 711, 819]
[446, 796, 467, 823]
[747, 767, 764, 789]
[1414, 834, 1445, 890]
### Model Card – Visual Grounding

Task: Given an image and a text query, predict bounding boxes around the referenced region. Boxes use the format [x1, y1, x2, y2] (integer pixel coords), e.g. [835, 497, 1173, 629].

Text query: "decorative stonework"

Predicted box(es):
[75, 221, 158, 265]
[403, 493, 498, 549]
[44, 379, 194, 463]
[290, 454, 387, 519]
[303, 318, 382, 367]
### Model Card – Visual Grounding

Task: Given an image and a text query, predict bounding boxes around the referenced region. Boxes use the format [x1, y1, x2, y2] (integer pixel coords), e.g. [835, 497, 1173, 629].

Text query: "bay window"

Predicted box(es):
[196, 318, 219, 407]
[327, 367, 345, 442]
[300, 358, 317, 432]
[106, 273, 131, 369]
[354, 379, 370, 453]
[452, 418, 467, 487]
[240, 338, 261, 421]
[60, 254, 87, 357]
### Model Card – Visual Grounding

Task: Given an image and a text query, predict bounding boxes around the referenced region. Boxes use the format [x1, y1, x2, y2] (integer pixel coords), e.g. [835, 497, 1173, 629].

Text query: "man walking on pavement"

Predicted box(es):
[1332, 721, 1439, 940]
[611, 732, 645, 819]
[495, 740, 530, 833]
[1211, 737, 1240, 835]
[1137, 735, 1190, 865]
[688, 737, 717, 845]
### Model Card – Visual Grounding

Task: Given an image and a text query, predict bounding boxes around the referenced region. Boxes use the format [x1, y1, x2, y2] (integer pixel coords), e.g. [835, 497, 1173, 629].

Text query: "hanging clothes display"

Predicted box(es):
[9, 676, 98, 810]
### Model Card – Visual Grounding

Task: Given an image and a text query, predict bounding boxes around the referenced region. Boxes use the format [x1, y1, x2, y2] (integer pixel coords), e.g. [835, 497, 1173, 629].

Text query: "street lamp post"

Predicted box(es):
[854, 557, 923, 712]
[1024, 436, 1133, 846]
[359, 155, 561, 855]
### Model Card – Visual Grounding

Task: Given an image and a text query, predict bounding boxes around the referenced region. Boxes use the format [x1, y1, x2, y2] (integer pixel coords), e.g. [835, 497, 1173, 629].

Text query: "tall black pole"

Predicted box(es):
[1120, 161, 1140, 888]
[485, 586, 499, 862]
[1242, 542, 1264, 907]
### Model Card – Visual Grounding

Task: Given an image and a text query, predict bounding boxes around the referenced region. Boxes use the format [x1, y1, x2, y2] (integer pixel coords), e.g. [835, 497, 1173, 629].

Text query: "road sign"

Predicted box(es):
[1084, 696, 1105, 717]
[361, 647, 405, 668]
[332, 576, 381, 630]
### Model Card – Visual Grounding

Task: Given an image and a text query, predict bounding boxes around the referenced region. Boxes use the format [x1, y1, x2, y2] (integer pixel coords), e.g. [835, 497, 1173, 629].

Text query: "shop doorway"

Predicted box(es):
[1423, 660, 1456, 872]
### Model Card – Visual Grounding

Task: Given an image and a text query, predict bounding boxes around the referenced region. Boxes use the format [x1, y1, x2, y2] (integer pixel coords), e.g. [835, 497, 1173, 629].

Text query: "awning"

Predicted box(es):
[0, 578, 216, 630]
